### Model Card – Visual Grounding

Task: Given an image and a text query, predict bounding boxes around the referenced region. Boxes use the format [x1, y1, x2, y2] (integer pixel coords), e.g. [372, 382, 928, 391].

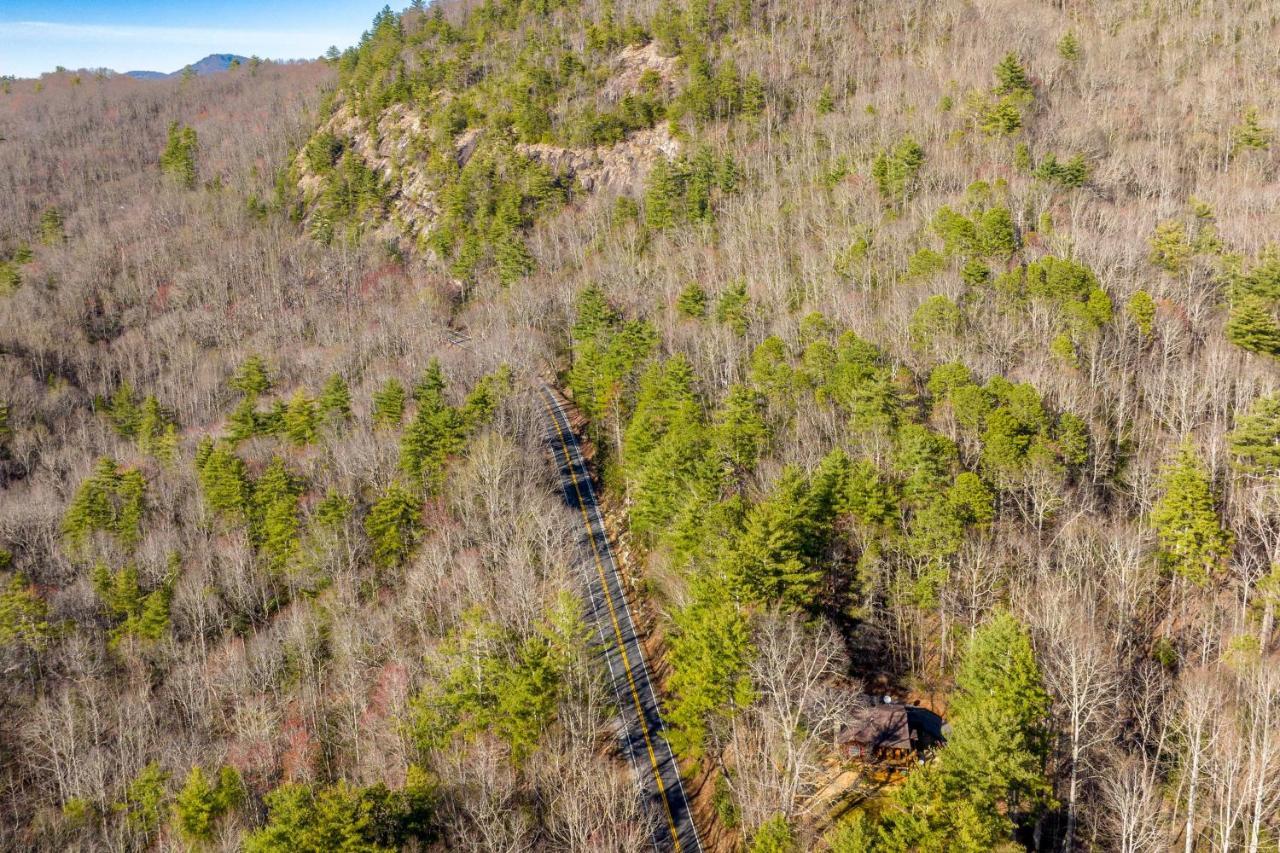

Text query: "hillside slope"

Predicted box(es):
[2, 0, 1280, 850]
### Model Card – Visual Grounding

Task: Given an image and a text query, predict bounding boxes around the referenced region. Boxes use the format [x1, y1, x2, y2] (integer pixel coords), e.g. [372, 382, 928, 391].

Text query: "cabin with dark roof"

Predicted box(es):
[837, 699, 945, 766]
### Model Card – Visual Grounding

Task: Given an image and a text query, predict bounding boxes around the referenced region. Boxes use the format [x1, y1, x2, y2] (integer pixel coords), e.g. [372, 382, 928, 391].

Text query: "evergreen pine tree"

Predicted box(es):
[748, 336, 796, 409]
[1226, 294, 1280, 358]
[63, 458, 119, 551]
[572, 283, 620, 341]
[62, 459, 146, 553]
[230, 355, 271, 397]
[713, 384, 769, 472]
[114, 468, 146, 548]
[160, 122, 199, 188]
[131, 581, 172, 642]
[816, 85, 835, 115]
[171, 762, 243, 842]
[943, 611, 1052, 821]
[976, 206, 1017, 258]
[214, 766, 246, 814]
[107, 383, 140, 438]
[93, 563, 145, 627]
[173, 766, 219, 842]
[624, 358, 700, 464]
[676, 282, 708, 319]
[879, 612, 1051, 849]
[948, 471, 995, 527]
[460, 367, 511, 433]
[91, 561, 122, 615]
[624, 358, 717, 543]
[39, 207, 65, 245]
[1050, 332, 1079, 368]
[1244, 245, 1280, 299]
[155, 423, 180, 467]
[365, 482, 423, 569]
[834, 458, 897, 530]
[907, 496, 966, 568]
[993, 53, 1032, 96]
[135, 396, 168, 455]
[908, 295, 962, 352]
[283, 390, 318, 446]
[493, 227, 535, 285]
[1126, 290, 1156, 337]
[119, 762, 170, 839]
[741, 72, 765, 117]
[824, 812, 875, 852]
[314, 489, 353, 528]
[194, 435, 214, 470]
[731, 467, 828, 607]
[1229, 394, 1280, 475]
[1233, 105, 1273, 154]
[871, 136, 925, 202]
[1056, 412, 1090, 467]
[372, 378, 407, 428]
[1150, 442, 1234, 586]
[644, 156, 681, 229]
[198, 445, 251, 520]
[1057, 31, 1081, 61]
[715, 278, 751, 334]
[0, 573, 55, 650]
[259, 400, 287, 437]
[253, 456, 301, 572]
[978, 96, 1024, 136]
[894, 424, 958, 505]
[666, 571, 753, 759]
[244, 781, 402, 853]
[932, 205, 979, 257]
[227, 397, 260, 444]
[750, 815, 796, 853]
[414, 359, 447, 403]
[1148, 220, 1192, 274]
[400, 393, 465, 491]
[319, 373, 352, 422]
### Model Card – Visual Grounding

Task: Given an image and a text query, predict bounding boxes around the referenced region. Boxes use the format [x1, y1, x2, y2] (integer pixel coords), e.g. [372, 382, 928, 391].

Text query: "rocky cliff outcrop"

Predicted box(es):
[297, 41, 683, 243]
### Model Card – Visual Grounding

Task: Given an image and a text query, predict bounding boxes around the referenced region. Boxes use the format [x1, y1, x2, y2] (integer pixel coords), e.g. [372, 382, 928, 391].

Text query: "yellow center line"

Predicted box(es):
[540, 390, 686, 852]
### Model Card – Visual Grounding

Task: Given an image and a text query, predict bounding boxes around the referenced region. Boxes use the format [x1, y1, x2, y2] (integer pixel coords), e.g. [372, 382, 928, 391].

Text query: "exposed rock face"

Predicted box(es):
[298, 103, 443, 242]
[454, 127, 483, 166]
[297, 42, 684, 240]
[517, 125, 681, 192]
[602, 42, 680, 101]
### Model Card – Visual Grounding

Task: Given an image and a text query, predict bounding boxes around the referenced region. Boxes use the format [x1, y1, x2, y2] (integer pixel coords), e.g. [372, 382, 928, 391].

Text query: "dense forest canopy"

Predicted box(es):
[1, 0, 1279, 850]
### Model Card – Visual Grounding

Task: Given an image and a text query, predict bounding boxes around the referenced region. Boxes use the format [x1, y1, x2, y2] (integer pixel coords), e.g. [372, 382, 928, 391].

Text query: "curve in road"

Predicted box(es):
[538, 385, 703, 853]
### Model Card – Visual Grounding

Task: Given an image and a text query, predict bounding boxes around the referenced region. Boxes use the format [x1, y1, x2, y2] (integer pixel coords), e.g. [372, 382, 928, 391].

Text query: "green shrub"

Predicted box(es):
[1034, 152, 1088, 187]
[1126, 290, 1156, 336]
[871, 136, 925, 202]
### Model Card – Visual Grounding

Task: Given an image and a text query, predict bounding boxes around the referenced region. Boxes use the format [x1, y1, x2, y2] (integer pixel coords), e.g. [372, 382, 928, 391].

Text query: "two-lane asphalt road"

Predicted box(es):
[537, 385, 703, 853]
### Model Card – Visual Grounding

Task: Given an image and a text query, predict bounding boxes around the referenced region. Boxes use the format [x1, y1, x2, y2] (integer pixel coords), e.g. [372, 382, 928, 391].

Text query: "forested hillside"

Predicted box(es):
[2, 0, 1280, 850]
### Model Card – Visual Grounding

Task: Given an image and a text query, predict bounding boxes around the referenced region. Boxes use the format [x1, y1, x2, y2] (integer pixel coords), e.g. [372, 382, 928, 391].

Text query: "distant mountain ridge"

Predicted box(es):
[125, 54, 249, 80]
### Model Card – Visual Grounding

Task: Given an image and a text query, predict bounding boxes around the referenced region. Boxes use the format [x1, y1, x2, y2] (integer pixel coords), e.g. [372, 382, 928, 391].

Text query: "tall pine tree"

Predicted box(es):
[1150, 441, 1233, 586]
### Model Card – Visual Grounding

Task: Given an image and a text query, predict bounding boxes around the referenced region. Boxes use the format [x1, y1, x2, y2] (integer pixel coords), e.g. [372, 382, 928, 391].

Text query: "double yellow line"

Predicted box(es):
[539, 389, 689, 852]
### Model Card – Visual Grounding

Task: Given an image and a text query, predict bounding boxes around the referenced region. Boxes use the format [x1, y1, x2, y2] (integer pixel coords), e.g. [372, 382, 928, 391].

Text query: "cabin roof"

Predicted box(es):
[838, 703, 914, 752]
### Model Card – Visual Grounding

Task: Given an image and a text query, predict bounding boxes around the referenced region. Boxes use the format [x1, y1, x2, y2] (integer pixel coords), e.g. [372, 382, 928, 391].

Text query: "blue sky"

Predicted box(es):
[0, 1, 397, 78]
